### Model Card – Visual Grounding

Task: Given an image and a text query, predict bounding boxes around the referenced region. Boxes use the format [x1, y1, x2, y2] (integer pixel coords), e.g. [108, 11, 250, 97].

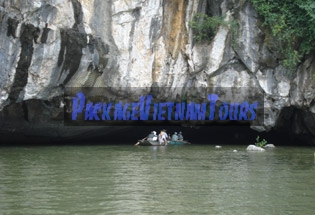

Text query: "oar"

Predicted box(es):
[135, 137, 147, 146]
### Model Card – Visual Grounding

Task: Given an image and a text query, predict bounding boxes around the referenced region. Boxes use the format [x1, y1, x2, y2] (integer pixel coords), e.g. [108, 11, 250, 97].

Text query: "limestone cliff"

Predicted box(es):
[0, 0, 314, 144]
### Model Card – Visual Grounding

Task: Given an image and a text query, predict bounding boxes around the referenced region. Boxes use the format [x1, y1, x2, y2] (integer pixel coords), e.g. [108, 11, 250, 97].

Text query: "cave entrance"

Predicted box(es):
[83, 124, 303, 146]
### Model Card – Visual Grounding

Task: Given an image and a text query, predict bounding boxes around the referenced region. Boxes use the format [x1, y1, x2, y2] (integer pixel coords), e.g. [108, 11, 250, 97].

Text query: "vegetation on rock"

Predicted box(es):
[189, 13, 238, 44]
[250, 0, 315, 69]
[254, 135, 267, 148]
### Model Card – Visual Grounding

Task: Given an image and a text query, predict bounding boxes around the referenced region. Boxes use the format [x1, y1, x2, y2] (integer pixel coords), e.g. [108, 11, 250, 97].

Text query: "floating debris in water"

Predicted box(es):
[215, 145, 222, 149]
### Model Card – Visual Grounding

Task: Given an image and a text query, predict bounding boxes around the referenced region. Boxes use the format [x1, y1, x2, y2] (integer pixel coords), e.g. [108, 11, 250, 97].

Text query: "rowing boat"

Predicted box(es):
[135, 138, 190, 146]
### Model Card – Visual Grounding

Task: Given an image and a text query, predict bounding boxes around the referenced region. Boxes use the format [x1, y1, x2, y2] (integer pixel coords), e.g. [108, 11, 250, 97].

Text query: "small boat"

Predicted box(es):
[135, 138, 190, 146]
[168, 140, 191, 145]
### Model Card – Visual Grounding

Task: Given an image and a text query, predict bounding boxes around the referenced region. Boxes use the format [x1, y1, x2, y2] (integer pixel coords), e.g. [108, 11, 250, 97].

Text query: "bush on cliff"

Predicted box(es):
[250, 0, 315, 69]
[189, 13, 238, 43]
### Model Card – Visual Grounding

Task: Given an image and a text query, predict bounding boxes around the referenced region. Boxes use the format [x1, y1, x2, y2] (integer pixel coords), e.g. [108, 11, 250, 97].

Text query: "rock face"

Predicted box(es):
[0, 0, 314, 144]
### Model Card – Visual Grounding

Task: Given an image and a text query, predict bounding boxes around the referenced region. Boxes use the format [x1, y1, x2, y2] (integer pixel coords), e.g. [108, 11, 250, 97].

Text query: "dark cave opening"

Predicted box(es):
[0, 125, 310, 146]
[0, 105, 313, 146]
[79, 125, 300, 146]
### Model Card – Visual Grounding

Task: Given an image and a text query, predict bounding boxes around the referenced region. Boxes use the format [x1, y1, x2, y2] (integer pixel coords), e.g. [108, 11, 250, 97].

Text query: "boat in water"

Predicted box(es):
[135, 138, 191, 146]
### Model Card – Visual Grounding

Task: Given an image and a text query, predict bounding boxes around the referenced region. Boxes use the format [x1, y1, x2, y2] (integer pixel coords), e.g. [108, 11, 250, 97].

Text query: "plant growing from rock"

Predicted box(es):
[254, 135, 267, 148]
[189, 13, 238, 43]
[250, 0, 315, 69]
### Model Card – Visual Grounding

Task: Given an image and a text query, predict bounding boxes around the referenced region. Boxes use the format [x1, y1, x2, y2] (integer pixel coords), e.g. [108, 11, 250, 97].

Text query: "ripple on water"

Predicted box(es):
[0, 145, 315, 215]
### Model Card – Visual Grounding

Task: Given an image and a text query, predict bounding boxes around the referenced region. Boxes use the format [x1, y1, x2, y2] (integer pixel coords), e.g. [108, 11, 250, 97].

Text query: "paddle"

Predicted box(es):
[135, 137, 147, 146]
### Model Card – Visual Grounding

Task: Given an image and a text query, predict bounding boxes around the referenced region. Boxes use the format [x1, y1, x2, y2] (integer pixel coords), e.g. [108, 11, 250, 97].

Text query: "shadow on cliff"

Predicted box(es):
[84, 125, 300, 146]
[0, 125, 301, 146]
[0, 123, 310, 146]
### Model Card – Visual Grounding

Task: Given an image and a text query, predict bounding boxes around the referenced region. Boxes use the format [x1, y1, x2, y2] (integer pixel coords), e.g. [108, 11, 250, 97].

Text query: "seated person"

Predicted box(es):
[147, 131, 154, 139]
[159, 129, 168, 144]
[171, 132, 178, 141]
[147, 131, 157, 141]
[152, 131, 158, 141]
[178, 131, 183, 141]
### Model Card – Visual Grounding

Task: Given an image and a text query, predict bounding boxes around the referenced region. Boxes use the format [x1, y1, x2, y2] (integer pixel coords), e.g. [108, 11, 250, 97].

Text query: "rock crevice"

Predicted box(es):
[0, 0, 314, 144]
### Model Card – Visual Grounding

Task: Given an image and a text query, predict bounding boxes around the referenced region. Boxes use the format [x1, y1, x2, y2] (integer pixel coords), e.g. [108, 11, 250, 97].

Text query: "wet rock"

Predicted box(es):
[264, 144, 276, 148]
[246, 145, 265, 151]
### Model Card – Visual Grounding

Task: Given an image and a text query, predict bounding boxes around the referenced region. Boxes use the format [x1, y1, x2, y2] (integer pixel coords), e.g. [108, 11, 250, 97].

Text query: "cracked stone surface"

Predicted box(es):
[0, 0, 314, 144]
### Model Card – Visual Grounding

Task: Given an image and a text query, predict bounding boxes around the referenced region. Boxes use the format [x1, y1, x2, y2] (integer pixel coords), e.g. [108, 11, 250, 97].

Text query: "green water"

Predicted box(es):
[0, 145, 315, 215]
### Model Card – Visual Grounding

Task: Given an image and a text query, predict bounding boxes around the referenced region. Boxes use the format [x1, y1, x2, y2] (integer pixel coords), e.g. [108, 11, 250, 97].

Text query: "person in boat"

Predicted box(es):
[152, 131, 158, 141]
[147, 131, 158, 141]
[171, 132, 178, 141]
[147, 131, 154, 139]
[158, 129, 168, 145]
[178, 131, 183, 141]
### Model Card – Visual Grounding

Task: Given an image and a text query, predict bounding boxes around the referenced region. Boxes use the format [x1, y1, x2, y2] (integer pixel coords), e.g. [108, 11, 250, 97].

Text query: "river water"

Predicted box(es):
[0, 145, 315, 215]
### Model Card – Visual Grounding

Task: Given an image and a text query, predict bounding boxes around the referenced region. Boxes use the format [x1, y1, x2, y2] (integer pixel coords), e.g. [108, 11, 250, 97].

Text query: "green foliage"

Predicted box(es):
[250, 0, 315, 69]
[254, 135, 267, 148]
[189, 13, 238, 43]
